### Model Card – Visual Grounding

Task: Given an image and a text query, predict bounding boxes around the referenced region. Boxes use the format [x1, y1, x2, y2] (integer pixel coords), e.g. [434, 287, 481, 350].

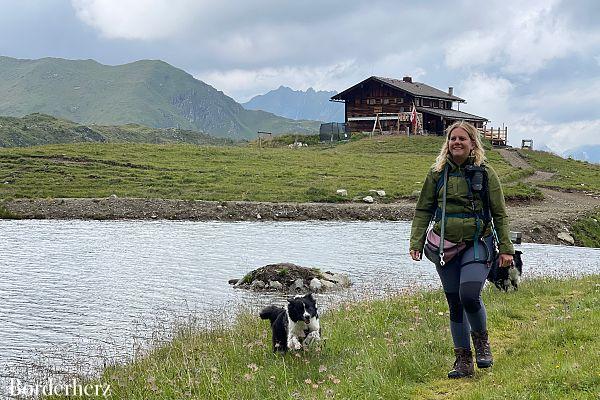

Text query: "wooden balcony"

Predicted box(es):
[480, 127, 507, 147]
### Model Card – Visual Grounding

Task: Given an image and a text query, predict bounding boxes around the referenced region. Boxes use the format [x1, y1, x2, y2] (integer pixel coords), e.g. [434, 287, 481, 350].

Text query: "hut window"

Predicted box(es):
[354, 98, 360, 105]
[367, 99, 376, 105]
[383, 98, 389, 105]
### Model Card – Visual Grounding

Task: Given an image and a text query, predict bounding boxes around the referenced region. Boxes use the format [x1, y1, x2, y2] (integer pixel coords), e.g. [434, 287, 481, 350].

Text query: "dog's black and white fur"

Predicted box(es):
[488, 250, 523, 291]
[259, 293, 321, 352]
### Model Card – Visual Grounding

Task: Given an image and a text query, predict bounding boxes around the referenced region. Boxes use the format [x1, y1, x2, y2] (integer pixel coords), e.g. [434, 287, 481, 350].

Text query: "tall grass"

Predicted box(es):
[45, 276, 600, 399]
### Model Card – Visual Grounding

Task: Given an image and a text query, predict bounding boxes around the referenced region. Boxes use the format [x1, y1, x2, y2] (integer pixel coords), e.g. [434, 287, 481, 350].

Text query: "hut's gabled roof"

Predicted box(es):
[331, 76, 465, 102]
[416, 107, 488, 122]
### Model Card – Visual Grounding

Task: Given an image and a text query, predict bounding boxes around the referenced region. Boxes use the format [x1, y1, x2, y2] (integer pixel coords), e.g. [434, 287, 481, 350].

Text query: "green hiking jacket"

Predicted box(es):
[409, 157, 515, 255]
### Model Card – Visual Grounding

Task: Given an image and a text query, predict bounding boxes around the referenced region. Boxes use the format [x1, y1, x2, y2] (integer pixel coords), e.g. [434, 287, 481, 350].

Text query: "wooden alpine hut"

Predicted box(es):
[330, 76, 488, 136]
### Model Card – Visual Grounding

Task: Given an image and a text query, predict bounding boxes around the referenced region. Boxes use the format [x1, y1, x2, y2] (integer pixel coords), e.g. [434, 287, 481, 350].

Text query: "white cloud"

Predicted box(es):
[445, 31, 502, 70]
[444, 1, 597, 74]
[457, 73, 515, 126]
[513, 119, 600, 153]
[455, 72, 600, 153]
[71, 0, 202, 40]
[520, 78, 600, 122]
[501, 8, 576, 74]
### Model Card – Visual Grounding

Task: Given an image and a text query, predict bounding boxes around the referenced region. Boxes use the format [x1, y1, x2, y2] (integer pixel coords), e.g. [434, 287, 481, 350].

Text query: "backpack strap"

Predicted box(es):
[438, 164, 449, 266]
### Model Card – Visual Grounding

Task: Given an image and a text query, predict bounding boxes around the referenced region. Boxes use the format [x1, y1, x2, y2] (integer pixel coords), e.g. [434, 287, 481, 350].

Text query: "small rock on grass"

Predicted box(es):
[557, 231, 575, 245]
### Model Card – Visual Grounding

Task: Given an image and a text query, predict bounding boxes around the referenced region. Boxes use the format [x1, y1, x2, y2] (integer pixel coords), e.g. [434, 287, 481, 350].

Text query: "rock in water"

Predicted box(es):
[231, 263, 351, 293]
[309, 278, 322, 292]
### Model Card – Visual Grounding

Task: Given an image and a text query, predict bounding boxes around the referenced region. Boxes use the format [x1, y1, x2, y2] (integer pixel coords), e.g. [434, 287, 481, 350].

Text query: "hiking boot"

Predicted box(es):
[447, 347, 474, 379]
[471, 330, 493, 368]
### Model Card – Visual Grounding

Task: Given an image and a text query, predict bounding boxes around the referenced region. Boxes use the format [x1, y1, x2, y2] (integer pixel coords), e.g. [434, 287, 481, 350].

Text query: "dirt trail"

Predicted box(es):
[498, 148, 600, 244]
[496, 148, 531, 170]
[497, 148, 557, 183]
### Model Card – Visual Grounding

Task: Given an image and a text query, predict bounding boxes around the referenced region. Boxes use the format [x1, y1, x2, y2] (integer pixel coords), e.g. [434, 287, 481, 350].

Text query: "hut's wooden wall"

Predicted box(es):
[338, 80, 483, 134]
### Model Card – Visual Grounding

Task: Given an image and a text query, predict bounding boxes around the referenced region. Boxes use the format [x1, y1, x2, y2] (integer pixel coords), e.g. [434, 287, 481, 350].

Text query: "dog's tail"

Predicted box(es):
[259, 305, 284, 323]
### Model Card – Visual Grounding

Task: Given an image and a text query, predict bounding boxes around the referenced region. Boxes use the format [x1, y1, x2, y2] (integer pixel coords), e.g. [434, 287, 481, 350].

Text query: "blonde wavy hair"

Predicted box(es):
[433, 121, 486, 172]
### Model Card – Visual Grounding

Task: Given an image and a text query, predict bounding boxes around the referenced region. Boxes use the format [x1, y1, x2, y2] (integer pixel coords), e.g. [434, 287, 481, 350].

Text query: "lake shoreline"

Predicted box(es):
[1, 197, 416, 222]
[1, 196, 595, 246]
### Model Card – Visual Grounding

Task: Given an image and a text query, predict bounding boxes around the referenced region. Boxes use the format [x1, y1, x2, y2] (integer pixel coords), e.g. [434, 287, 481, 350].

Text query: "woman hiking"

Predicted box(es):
[409, 121, 514, 378]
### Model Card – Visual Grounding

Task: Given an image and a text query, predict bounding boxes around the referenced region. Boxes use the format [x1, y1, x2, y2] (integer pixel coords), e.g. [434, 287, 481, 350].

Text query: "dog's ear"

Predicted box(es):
[304, 293, 315, 301]
[287, 298, 293, 303]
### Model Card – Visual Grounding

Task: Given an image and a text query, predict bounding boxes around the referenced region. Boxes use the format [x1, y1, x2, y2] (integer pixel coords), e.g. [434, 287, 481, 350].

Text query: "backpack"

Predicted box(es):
[431, 162, 498, 264]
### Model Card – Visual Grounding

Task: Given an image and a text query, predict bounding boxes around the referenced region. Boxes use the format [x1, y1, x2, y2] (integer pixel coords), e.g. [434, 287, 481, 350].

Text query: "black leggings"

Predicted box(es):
[436, 235, 493, 349]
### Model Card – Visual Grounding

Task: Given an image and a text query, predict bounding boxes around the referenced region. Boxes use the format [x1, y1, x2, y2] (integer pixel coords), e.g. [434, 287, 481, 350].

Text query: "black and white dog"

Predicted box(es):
[488, 250, 523, 291]
[259, 293, 321, 352]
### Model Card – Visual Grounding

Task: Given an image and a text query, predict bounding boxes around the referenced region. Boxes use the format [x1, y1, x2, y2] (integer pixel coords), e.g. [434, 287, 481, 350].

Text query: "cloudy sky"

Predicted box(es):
[1, 0, 599, 151]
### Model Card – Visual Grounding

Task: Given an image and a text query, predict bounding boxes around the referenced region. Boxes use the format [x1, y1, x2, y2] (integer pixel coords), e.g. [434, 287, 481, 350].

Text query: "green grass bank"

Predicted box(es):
[572, 212, 600, 248]
[47, 276, 600, 399]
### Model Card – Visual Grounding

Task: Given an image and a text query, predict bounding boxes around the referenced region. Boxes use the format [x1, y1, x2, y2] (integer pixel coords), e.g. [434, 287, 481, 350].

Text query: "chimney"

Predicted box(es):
[448, 87, 454, 96]
[402, 76, 412, 83]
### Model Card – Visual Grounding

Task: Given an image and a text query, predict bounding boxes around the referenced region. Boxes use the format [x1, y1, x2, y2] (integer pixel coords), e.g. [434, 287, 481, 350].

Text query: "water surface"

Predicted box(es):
[1, 220, 598, 375]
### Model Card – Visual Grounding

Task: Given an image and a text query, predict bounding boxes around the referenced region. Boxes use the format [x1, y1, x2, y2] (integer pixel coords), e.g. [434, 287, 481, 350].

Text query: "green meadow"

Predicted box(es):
[0, 136, 547, 202]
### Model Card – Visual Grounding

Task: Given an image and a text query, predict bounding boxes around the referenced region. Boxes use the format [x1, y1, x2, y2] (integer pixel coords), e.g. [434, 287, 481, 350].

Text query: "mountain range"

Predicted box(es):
[563, 144, 600, 164]
[243, 86, 344, 122]
[0, 56, 320, 140]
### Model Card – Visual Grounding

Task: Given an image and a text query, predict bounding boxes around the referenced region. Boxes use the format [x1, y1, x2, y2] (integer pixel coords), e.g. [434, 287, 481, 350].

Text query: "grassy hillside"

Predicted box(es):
[518, 149, 600, 193]
[0, 113, 236, 147]
[45, 276, 600, 400]
[0, 57, 320, 139]
[0, 136, 535, 202]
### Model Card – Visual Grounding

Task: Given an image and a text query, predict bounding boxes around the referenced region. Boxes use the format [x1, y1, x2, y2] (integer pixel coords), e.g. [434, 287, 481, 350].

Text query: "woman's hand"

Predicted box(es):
[410, 249, 422, 261]
[499, 253, 513, 268]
